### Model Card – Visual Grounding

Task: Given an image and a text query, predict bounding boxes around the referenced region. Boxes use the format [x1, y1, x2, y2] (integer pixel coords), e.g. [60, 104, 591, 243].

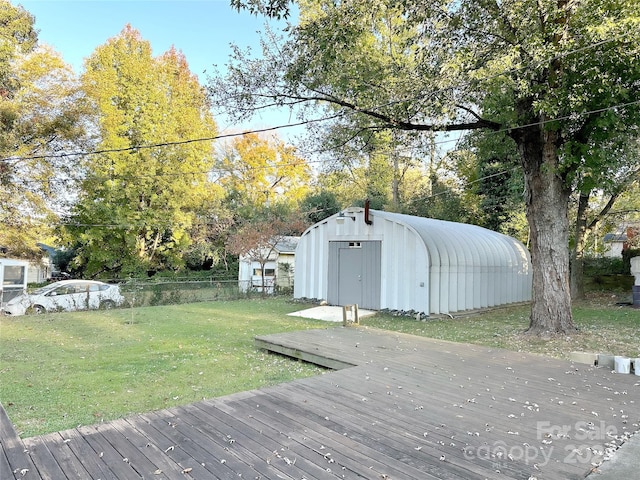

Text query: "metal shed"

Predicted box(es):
[293, 207, 532, 315]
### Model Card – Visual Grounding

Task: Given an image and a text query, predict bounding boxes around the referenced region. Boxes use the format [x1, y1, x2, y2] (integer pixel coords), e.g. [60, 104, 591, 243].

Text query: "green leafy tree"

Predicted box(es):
[214, 0, 640, 334]
[1, 2, 86, 260]
[455, 131, 526, 237]
[183, 200, 235, 273]
[66, 26, 219, 277]
[300, 190, 340, 224]
[404, 175, 472, 223]
[570, 137, 640, 298]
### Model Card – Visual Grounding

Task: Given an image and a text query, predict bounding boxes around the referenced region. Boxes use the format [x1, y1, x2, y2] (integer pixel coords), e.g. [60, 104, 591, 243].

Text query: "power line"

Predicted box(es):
[4, 96, 638, 177]
[2, 29, 635, 164]
[15, 167, 521, 230]
[1, 119, 319, 163]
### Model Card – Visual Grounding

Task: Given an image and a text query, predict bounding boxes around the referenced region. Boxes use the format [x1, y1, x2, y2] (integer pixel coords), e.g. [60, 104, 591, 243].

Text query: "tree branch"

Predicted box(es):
[279, 86, 502, 133]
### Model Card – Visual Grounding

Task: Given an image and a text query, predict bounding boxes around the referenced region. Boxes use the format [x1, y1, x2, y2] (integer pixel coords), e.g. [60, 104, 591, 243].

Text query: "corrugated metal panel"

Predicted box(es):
[361, 241, 381, 309]
[294, 208, 531, 314]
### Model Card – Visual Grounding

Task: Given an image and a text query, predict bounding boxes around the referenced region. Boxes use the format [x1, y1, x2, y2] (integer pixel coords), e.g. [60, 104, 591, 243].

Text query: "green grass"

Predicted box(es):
[0, 299, 327, 437]
[1, 295, 638, 438]
[361, 293, 640, 360]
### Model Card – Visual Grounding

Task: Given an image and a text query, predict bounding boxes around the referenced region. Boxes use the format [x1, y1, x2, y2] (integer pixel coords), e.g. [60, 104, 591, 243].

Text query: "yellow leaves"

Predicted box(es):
[70, 26, 221, 274]
[15, 44, 70, 83]
[218, 133, 311, 209]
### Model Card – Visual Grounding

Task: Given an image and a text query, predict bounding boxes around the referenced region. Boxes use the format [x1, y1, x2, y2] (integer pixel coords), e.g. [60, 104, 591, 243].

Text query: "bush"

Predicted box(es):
[583, 257, 625, 276]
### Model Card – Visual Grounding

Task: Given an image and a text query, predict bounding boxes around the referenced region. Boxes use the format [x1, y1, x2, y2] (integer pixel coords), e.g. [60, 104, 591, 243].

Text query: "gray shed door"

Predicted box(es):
[327, 241, 381, 310]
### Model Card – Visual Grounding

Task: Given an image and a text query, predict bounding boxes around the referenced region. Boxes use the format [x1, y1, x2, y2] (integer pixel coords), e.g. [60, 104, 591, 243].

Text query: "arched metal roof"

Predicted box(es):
[294, 208, 531, 314]
[370, 210, 531, 313]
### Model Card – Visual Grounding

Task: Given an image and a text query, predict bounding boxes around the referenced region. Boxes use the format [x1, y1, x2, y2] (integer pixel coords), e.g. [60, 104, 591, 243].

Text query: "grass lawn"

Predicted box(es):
[362, 293, 640, 359]
[0, 298, 327, 437]
[1, 294, 638, 438]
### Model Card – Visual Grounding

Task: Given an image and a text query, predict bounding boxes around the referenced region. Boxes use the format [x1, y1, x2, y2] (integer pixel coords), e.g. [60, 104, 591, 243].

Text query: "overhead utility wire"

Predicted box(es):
[1, 114, 343, 164]
[11, 97, 638, 187]
[2, 31, 634, 165]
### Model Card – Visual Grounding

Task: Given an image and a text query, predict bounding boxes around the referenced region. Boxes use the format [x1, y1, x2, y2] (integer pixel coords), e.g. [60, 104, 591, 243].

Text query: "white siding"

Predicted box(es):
[0, 259, 29, 304]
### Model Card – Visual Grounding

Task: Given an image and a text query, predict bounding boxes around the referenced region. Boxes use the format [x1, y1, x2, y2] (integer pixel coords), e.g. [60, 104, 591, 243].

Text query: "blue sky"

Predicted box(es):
[19, 0, 297, 135]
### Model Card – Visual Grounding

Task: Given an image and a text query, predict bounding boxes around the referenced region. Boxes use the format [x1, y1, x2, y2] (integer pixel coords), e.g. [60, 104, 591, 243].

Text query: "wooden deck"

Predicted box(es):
[2, 325, 639, 479]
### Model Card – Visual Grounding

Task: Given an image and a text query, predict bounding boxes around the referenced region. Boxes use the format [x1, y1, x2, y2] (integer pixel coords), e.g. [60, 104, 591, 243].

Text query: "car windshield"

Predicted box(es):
[31, 282, 66, 295]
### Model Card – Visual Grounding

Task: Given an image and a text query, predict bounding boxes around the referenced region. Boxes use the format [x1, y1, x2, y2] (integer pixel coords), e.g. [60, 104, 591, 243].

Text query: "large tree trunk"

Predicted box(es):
[514, 124, 576, 335]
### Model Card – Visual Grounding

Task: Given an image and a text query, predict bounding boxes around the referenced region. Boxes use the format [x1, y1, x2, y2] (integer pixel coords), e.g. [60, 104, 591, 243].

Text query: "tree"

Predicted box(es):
[405, 175, 472, 223]
[303, 115, 428, 212]
[1, 3, 86, 260]
[66, 26, 220, 277]
[0, 1, 37, 94]
[213, 0, 640, 334]
[215, 132, 311, 216]
[300, 190, 340, 224]
[570, 137, 640, 298]
[455, 131, 527, 239]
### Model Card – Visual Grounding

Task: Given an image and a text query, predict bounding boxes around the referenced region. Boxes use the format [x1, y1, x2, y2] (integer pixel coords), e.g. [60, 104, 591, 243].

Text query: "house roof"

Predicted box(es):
[370, 209, 529, 269]
[274, 236, 299, 254]
[603, 233, 628, 243]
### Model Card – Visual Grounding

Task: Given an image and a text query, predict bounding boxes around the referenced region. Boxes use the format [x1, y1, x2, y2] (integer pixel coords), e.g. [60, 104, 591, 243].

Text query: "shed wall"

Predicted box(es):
[294, 209, 531, 315]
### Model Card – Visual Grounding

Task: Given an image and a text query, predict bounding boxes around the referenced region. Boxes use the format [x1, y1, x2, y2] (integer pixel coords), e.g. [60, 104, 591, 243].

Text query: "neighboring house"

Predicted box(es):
[603, 232, 627, 258]
[1, 244, 58, 286]
[294, 207, 532, 316]
[26, 243, 56, 283]
[603, 226, 639, 258]
[0, 258, 29, 305]
[238, 236, 299, 294]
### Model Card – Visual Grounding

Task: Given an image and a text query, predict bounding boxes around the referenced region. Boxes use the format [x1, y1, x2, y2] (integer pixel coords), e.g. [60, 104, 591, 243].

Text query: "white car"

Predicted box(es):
[1, 280, 125, 316]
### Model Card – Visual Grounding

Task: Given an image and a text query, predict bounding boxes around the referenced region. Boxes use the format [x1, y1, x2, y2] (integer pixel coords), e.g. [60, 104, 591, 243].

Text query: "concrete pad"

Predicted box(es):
[588, 434, 640, 480]
[287, 305, 376, 322]
[570, 351, 598, 366]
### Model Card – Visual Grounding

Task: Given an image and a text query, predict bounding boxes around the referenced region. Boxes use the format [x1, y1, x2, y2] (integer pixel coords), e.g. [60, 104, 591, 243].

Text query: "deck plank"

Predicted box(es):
[3, 325, 639, 479]
[266, 380, 520, 479]
[0, 446, 14, 480]
[56, 428, 119, 480]
[136, 409, 260, 479]
[0, 403, 38, 480]
[25, 434, 91, 480]
[186, 397, 338, 479]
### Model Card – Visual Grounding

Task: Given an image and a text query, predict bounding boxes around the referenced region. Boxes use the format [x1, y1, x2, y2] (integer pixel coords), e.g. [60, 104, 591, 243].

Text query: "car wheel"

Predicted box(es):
[28, 305, 46, 314]
[100, 300, 116, 310]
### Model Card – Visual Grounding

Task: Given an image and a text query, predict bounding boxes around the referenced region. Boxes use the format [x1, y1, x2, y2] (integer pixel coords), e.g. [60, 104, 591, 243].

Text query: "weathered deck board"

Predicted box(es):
[2, 325, 639, 479]
[254, 327, 640, 480]
[0, 403, 39, 479]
